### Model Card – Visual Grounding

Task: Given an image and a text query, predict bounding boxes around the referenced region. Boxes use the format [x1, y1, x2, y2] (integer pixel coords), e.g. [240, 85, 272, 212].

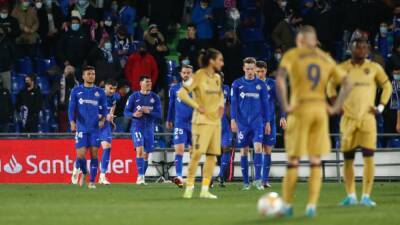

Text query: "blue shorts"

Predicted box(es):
[99, 126, 112, 143]
[131, 127, 154, 153]
[263, 121, 277, 146]
[75, 131, 100, 149]
[173, 126, 192, 146]
[221, 123, 233, 148]
[236, 124, 264, 148]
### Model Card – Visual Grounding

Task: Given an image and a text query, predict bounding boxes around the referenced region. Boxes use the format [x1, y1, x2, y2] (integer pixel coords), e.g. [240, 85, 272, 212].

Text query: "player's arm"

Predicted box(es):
[166, 86, 175, 129]
[67, 88, 77, 131]
[328, 65, 353, 115]
[218, 77, 225, 118]
[230, 82, 238, 132]
[272, 81, 287, 129]
[397, 111, 400, 133]
[124, 94, 142, 118]
[276, 67, 292, 114]
[177, 75, 201, 111]
[98, 91, 108, 128]
[374, 64, 393, 113]
[149, 95, 162, 120]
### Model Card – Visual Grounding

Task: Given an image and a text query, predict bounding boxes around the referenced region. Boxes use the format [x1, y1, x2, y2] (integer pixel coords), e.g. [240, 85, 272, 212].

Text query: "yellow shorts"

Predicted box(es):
[284, 106, 331, 157]
[192, 124, 221, 156]
[340, 115, 376, 152]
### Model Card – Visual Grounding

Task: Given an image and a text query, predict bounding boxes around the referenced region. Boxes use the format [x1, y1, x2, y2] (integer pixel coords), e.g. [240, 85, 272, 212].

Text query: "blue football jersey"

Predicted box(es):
[230, 77, 269, 127]
[263, 77, 285, 122]
[166, 83, 193, 129]
[222, 84, 230, 129]
[68, 85, 108, 133]
[104, 93, 117, 129]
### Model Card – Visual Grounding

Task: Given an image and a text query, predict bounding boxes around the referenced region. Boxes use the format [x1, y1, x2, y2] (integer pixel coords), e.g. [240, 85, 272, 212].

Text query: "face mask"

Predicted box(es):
[25, 82, 31, 88]
[226, 37, 234, 43]
[182, 59, 190, 65]
[78, 0, 88, 6]
[35, 2, 43, 9]
[111, 4, 118, 11]
[22, 2, 30, 10]
[275, 53, 282, 61]
[104, 42, 112, 50]
[71, 23, 80, 31]
[394, 74, 400, 80]
[380, 27, 388, 36]
[0, 13, 8, 19]
[150, 33, 158, 37]
[104, 20, 112, 27]
[124, 87, 130, 93]
[280, 1, 287, 7]
[46, 0, 52, 7]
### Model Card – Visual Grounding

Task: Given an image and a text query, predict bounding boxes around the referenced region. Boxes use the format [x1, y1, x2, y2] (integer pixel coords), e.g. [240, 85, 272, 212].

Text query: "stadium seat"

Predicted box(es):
[15, 57, 33, 74]
[239, 0, 257, 9]
[240, 28, 264, 43]
[11, 73, 27, 95]
[36, 57, 56, 75]
[242, 42, 273, 61]
[387, 138, 400, 148]
[36, 76, 51, 95]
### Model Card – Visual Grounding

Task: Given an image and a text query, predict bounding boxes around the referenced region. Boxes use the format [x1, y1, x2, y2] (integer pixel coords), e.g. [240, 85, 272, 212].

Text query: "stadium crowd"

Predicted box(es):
[0, 0, 399, 141]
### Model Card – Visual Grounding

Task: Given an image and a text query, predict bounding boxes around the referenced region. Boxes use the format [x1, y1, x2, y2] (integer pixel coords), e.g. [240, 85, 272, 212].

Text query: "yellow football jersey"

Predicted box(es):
[178, 68, 224, 125]
[327, 59, 392, 120]
[279, 47, 345, 108]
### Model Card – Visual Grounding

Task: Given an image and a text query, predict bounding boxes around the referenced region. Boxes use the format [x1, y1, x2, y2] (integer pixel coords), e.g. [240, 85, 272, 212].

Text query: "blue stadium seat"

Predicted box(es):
[240, 0, 257, 9]
[36, 76, 51, 95]
[387, 138, 400, 148]
[36, 57, 56, 75]
[15, 57, 33, 74]
[242, 42, 273, 61]
[240, 28, 264, 43]
[11, 73, 27, 95]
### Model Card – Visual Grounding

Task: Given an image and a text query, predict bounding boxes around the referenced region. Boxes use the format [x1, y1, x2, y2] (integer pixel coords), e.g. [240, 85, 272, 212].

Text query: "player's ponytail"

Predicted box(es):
[198, 48, 222, 68]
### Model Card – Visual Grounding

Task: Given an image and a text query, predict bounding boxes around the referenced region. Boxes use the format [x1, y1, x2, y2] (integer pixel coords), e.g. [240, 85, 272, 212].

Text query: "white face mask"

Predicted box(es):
[104, 20, 112, 27]
[394, 74, 400, 81]
[0, 13, 8, 19]
[35, 2, 43, 9]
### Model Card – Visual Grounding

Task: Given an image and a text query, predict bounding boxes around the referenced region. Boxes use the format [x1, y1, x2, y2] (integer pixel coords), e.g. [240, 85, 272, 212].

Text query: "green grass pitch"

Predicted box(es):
[0, 182, 399, 225]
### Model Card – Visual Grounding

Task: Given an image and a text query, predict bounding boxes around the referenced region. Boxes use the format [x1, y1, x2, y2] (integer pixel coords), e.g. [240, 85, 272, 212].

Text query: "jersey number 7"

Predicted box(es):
[307, 64, 321, 90]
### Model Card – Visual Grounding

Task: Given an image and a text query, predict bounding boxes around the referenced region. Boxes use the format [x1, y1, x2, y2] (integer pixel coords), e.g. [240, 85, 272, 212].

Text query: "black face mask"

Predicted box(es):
[226, 37, 234, 43]
[139, 50, 146, 56]
[150, 33, 158, 37]
[25, 82, 31, 89]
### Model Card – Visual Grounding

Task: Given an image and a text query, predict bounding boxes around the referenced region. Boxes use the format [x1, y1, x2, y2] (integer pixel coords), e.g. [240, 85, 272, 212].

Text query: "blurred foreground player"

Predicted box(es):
[276, 25, 352, 217]
[178, 48, 225, 199]
[69, 66, 108, 189]
[327, 38, 392, 207]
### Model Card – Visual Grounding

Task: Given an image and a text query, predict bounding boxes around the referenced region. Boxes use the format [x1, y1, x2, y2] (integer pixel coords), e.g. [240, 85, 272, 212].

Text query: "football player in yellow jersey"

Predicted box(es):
[276, 25, 352, 217]
[178, 48, 225, 199]
[327, 38, 392, 207]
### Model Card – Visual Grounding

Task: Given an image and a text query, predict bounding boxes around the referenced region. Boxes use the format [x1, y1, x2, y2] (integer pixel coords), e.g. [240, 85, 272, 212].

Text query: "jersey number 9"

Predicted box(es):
[307, 64, 321, 90]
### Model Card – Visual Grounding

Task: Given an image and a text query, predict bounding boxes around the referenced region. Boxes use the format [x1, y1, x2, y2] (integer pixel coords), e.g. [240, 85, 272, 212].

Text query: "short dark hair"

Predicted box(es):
[105, 79, 118, 86]
[187, 23, 196, 29]
[198, 48, 222, 68]
[82, 65, 95, 73]
[181, 64, 193, 70]
[139, 75, 150, 82]
[256, 61, 267, 69]
[351, 37, 369, 49]
[243, 57, 256, 65]
[26, 73, 37, 82]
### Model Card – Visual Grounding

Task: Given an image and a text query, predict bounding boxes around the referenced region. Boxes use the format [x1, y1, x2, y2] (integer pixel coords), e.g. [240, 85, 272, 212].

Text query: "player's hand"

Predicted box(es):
[231, 120, 238, 133]
[133, 111, 143, 118]
[106, 114, 113, 122]
[218, 106, 224, 118]
[327, 105, 341, 116]
[166, 122, 173, 130]
[198, 106, 205, 114]
[99, 120, 105, 129]
[111, 121, 116, 131]
[369, 104, 384, 115]
[279, 118, 287, 130]
[396, 122, 400, 133]
[70, 122, 76, 132]
[141, 107, 151, 114]
[264, 122, 271, 135]
[283, 103, 296, 114]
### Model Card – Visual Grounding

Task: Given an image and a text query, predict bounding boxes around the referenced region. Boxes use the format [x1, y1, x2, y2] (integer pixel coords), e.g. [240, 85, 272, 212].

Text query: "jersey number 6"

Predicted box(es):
[307, 64, 321, 90]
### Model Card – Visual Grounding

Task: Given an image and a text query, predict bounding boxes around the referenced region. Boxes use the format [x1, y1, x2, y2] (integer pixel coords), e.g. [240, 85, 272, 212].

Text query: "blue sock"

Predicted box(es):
[136, 158, 144, 176]
[90, 159, 99, 183]
[175, 154, 183, 177]
[219, 152, 230, 178]
[263, 154, 271, 184]
[101, 148, 111, 174]
[241, 155, 249, 185]
[74, 157, 80, 169]
[144, 160, 148, 175]
[254, 153, 262, 181]
[78, 158, 87, 174]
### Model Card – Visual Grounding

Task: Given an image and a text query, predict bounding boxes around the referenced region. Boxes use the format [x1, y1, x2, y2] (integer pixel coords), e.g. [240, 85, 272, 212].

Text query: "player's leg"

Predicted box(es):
[172, 127, 187, 187]
[71, 157, 81, 184]
[142, 128, 155, 179]
[253, 142, 264, 190]
[281, 156, 299, 216]
[218, 130, 232, 187]
[88, 146, 99, 189]
[262, 145, 272, 188]
[306, 155, 322, 217]
[73, 132, 89, 186]
[99, 140, 112, 185]
[360, 148, 376, 207]
[237, 129, 251, 190]
[132, 130, 146, 185]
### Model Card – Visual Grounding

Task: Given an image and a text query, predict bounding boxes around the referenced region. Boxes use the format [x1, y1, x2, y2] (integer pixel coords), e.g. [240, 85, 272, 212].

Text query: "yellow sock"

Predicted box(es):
[186, 150, 202, 187]
[344, 159, 356, 195]
[282, 166, 298, 205]
[202, 155, 217, 188]
[308, 165, 322, 205]
[362, 156, 375, 195]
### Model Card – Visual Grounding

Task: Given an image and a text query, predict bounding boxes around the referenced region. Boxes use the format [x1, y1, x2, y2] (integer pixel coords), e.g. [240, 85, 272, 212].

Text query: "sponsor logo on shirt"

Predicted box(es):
[239, 92, 260, 99]
[78, 98, 99, 105]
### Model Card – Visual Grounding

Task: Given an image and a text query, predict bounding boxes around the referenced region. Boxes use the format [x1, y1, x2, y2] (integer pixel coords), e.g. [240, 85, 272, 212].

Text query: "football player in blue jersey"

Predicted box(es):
[98, 79, 118, 185]
[256, 61, 287, 188]
[124, 76, 162, 185]
[231, 57, 271, 190]
[166, 65, 194, 188]
[69, 66, 108, 189]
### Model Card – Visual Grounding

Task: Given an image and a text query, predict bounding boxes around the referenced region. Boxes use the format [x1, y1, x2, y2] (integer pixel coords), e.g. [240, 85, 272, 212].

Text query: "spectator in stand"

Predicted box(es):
[35, 0, 65, 57]
[0, 29, 15, 91]
[382, 65, 400, 136]
[55, 65, 78, 132]
[118, 0, 136, 40]
[143, 24, 168, 91]
[301, 0, 318, 27]
[124, 42, 158, 91]
[191, 0, 213, 49]
[219, 30, 242, 85]
[388, 39, 400, 73]
[57, 15, 92, 78]
[374, 22, 393, 62]
[95, 12, 115, 43]
[0, 77, 13, 132]
[108, 0, 120, 24]
[87, 34, 122, 85]
[263, 0, 290, 36]
[69, 0, 99, 22]
[113, 26, 132, 68]
[16, 73, 43, 133]
[114, 79, 132, 132]
[12, 0, 39, 59]
[393, 6, 400, 38]
[271, 12, 302, 52]
[0, 4, 21, 42]
[177, 23, 201, 69]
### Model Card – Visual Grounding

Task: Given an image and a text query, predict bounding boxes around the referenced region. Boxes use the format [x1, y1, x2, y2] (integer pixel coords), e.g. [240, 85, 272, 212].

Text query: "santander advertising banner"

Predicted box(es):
[0, 139, 138, 183]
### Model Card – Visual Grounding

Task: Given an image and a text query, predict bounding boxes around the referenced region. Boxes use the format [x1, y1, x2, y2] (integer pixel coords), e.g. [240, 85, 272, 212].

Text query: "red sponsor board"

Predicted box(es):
[0, 139, 137, 183]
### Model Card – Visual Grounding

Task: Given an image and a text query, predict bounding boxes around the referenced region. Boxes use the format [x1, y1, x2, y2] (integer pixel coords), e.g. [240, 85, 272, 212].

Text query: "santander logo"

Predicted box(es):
[3, 155, 23, 174]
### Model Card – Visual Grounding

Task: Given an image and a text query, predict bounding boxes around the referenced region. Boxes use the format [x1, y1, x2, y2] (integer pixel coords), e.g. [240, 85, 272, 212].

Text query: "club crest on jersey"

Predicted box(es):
[267, 85, 271, 91]
[240, 92, 245, 98]
[95, 91, 100, 97]
[150, 98, 155, 103]
[256, 85, 262, 90]
[364, 68, 370, 75]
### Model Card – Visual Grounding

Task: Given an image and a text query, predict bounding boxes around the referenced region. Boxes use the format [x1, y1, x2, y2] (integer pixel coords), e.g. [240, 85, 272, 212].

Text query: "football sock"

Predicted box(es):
[186, 150, 202, 187]
[344, 159, 356, 195]
[136, 157, 144, 176]
[202, 155, 217, 188]
[308, 164, 322, 205]
[218, 151, 230, 178]
[78, 157, 87, 174]
[89, 158, 98, 183]
[144, 160, 148, 175]
[100, 148, 111, 174]
[175, 154, 183, 177]
[282, 165, 298, 204]
[262, 153, 271, 183]
[240, 155, 249, 185]
[362, 156, 375, 196]
[254, 153, 262, 181]
[74, 157, 80, 169]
